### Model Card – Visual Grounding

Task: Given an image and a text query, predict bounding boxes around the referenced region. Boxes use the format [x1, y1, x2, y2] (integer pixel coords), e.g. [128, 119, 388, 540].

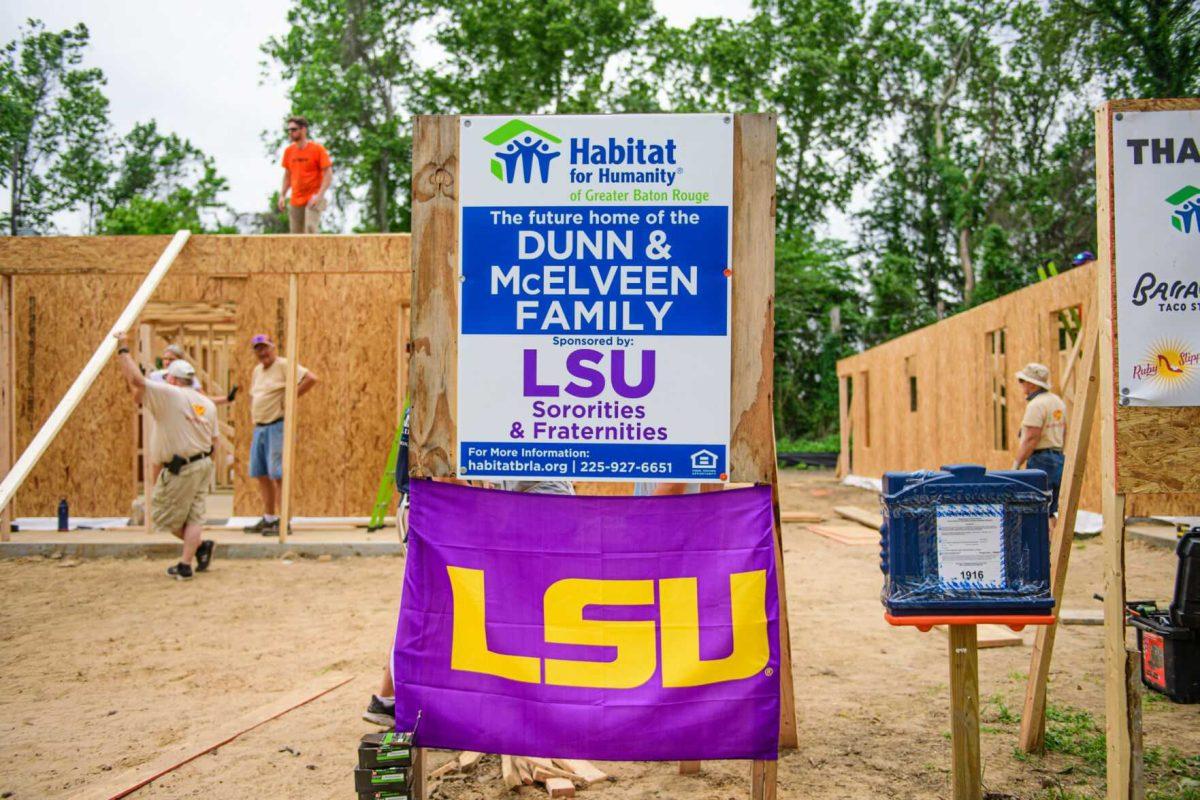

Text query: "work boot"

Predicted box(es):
[243, 517, 270, 534]
[167, 562, 194, 581]
[195, 540, 215, 572]
[261, 518, 281, 536]
[362, 694, 395, 727]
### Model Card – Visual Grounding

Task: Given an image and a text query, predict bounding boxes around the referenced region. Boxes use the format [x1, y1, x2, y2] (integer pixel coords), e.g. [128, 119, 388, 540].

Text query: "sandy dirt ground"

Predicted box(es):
[0, 469, 1196, 799]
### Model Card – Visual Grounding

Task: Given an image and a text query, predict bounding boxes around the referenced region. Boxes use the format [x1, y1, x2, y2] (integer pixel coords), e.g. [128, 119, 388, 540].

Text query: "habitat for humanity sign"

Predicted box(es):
[1113, 108, 1200, 406]
[457, 114, 733, 481]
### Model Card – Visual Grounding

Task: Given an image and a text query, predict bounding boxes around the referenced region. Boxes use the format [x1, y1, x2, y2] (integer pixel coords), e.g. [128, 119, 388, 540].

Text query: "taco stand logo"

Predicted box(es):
[1167, 185, 1200, 234]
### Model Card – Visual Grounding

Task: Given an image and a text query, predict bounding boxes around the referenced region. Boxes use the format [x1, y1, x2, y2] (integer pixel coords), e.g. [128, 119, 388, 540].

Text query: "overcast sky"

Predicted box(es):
[1, 0, 752, 233]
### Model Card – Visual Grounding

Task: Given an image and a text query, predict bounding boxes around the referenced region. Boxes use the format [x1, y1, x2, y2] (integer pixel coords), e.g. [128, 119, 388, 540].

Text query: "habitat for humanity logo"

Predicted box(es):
[1167, 185, 1200, 233]
[485, 119, 562, 184]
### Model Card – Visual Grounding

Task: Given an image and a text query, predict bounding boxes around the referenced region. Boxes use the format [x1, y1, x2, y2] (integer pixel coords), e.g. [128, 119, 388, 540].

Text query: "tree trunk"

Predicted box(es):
[958, 227, 975, 305]
[376, 156, 389, 233]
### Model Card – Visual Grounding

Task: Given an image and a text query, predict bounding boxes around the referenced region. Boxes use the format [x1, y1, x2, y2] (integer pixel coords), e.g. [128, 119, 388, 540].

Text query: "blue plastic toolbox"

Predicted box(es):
[880, 464, 1054, 617]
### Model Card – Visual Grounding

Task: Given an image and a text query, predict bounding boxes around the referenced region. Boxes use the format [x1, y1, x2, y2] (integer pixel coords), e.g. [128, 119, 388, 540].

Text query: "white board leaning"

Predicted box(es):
[1112, 108, 1200, 407]
[456, 114, 733, 482]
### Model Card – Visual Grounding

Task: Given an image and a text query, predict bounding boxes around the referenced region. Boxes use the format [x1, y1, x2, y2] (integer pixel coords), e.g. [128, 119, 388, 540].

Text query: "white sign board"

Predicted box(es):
[456, 114, 733, 482]
[1112, 109, 1200, 406]
[936, 504, 1006, 590]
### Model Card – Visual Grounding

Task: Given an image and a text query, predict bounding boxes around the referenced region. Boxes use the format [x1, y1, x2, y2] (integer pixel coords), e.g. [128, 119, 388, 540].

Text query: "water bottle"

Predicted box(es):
[57, 498, 69, 532]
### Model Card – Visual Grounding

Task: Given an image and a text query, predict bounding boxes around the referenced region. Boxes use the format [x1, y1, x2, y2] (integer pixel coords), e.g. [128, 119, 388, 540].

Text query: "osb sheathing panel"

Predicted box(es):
[0, 234, 413, 280]
[14, 274, 140, 516]
[838, 263, 1197, 516]
[6, 236, 412, 517]
[273, 273, 407, 517]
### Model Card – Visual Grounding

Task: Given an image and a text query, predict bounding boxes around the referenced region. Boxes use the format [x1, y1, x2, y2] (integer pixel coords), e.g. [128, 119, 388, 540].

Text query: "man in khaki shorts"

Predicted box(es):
[277, 116, 332, 233]
[115, 332, 219, 580]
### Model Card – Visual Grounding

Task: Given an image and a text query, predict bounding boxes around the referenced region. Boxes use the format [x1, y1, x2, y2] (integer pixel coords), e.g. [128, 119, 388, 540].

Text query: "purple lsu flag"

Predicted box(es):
[393, 480, 780, 761]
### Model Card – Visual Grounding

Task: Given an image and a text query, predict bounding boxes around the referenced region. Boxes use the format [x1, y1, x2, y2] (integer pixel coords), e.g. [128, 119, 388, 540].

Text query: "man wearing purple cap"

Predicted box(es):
[244, 334, 318, 534]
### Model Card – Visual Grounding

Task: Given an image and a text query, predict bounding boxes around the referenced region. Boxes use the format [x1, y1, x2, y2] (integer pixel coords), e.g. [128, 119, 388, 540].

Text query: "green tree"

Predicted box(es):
[262, 0, 421, 232]
[1072, 0, 1200, 97]
[0, 20, 109, 234]
[418, 0, 657, 115]
[96, 121, 229, 234]
[861, 0, 1095, 332]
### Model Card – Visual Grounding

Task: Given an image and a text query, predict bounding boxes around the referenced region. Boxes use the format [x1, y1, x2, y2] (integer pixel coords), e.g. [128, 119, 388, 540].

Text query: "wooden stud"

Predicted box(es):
[836, 374, 849, 478]
[278, 274, 300, 543]
[397, 303, 411, 424]
[750, 759, 777, 800]
[948, 624, 982, 800]
[1019, 317, 1101, 752]
[1103, 492, 1129, 799]
[501, 755, 521, 789]
[411, 747, 427, 800]
[770, 453, 798, 749]
[1126, 649, 1145, 800]
[554, 760, 606, 785]
[0, 275, 13, 539]
[728, 113, 778, 484]
[408, 115, 459, 478]
[139, 324, 155, 535]
[832, 505, 882, 530]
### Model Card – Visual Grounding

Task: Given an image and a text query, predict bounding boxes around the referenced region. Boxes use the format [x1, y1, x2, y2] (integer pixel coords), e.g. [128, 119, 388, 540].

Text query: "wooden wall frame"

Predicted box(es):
[407, 112, 792, 799]
[0, 234, 412, 520]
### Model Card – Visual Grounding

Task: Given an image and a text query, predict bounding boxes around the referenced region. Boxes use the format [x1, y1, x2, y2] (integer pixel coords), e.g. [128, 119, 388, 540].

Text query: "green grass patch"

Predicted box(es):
[985, 693, 1018, 725]
[1044, 704, 1106, 774]
[776, 433, 840, 452]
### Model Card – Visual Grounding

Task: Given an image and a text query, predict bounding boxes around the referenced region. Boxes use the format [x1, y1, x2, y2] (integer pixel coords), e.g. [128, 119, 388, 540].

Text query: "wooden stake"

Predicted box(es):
[278, 274, 300, 543]
[949, 624, 982, 800]
[1094, 102, 1131, 800]
[0, 274, 14, 540]
[1103, 492, 1130, 799]
[750, 759, 777, 800]
[411, 747, 428, 800]
[501, 755, 521, 789]
[771, 450, 799, 749]
[678, 760, 700, 775]
[1126, 648, 1144, 800]
[1019, 318, 1101, 752]
[0, 230, 190, 518]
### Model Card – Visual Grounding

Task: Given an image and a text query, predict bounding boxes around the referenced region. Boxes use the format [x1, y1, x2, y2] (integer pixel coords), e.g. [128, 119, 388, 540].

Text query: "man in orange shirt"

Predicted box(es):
[277, 116, 332, 233]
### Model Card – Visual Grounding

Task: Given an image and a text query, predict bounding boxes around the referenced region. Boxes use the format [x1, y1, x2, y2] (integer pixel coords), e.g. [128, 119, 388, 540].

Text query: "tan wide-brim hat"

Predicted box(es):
[1015, 362, 1051, 390]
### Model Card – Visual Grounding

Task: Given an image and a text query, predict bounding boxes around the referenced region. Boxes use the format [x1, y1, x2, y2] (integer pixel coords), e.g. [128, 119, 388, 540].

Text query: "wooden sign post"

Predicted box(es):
[1093, 98, 1200, 800]
[408, 113, 794, 799]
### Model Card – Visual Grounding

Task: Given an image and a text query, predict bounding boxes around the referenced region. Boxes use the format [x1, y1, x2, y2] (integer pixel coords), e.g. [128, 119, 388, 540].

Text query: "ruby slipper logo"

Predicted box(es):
[1132, 337, 1199, 391]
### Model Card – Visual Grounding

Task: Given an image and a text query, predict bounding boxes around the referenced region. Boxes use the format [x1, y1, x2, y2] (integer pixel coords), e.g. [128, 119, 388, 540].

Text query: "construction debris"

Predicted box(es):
[804, 523, 878, 546]
[833, 505, 882, 530]
[780, 511, 824, 523]
[432, 753, 610, 793]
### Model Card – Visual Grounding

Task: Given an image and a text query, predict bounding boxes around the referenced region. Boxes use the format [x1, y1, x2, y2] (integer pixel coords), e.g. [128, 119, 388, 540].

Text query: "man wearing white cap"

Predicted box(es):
[1013, 362, 1067, 521]
[114, 332, 219, 580]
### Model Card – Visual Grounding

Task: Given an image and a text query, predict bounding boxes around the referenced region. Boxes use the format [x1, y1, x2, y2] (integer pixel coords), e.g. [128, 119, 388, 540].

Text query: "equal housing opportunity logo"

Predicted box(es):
[1168, 185, 1200, 234]
[485, 119, 562, 184]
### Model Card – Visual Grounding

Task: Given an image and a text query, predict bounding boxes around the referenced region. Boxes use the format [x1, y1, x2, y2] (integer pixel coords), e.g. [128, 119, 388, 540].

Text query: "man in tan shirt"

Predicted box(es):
[1013, 362, 1067, 521]
[244, 334, 318, 534]
[115, 332, 218, 580]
